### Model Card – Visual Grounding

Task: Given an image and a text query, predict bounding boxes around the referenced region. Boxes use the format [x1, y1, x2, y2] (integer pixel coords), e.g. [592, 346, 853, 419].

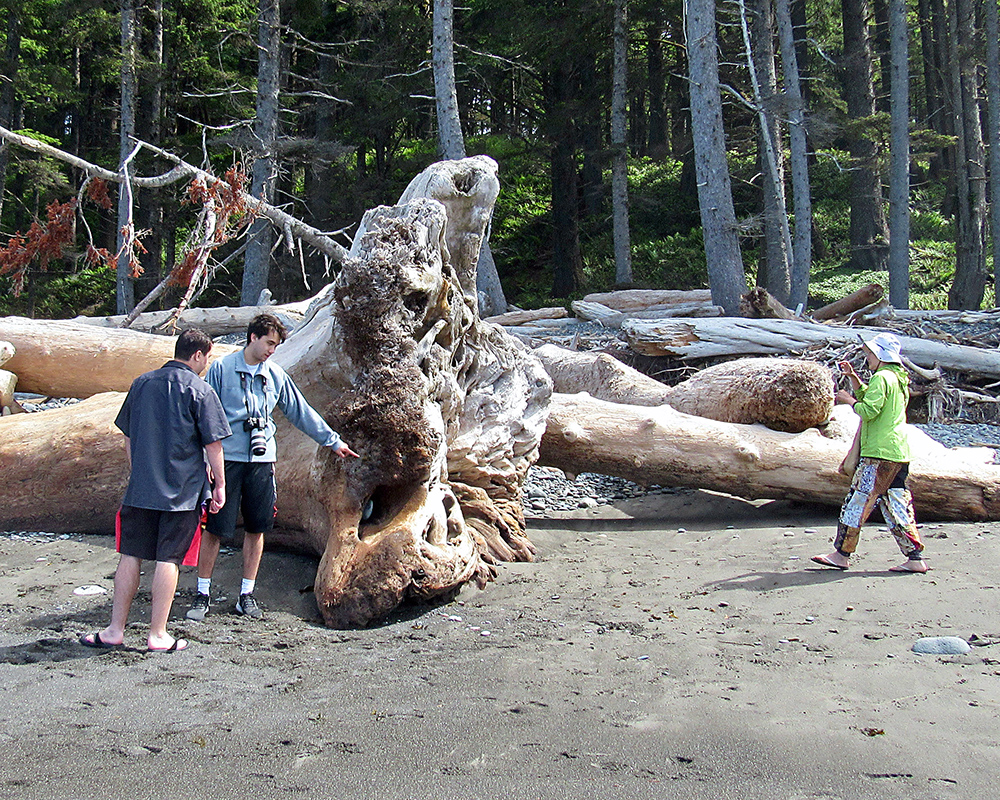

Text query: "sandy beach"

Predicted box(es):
[1, 488, 998, 799]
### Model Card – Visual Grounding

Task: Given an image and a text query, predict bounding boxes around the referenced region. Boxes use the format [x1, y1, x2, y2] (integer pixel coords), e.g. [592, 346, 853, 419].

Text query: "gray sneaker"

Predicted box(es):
[186, 592, 211, 621]
[235, 593, 263, 619]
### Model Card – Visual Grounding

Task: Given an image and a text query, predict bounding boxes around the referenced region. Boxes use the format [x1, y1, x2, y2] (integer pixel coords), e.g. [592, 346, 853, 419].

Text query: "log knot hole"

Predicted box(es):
[735, 443, 760, 463]
[561, 422, 587, 444]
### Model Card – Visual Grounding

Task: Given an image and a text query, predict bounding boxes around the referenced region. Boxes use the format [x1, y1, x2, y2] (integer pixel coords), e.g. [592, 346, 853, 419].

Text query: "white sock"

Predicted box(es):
[241, 578, 255, 596]
[197, 578, 211, 596]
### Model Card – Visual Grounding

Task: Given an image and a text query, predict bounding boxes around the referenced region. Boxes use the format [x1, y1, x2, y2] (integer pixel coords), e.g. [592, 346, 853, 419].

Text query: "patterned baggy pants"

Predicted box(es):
[834, 458, 923, 559]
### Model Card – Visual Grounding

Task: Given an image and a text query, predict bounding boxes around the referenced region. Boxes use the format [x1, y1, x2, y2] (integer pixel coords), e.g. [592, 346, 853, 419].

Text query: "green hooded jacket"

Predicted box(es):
[854, 363, 911, 463]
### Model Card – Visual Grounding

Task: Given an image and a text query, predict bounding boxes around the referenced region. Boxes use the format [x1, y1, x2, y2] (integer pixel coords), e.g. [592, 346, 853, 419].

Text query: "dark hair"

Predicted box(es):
[247, 312, 288, 345]
[174, 328, 213, 361]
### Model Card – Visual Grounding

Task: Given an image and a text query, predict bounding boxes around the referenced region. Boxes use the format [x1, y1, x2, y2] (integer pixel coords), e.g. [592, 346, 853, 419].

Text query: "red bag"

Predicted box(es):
[115, 507, 202, 566]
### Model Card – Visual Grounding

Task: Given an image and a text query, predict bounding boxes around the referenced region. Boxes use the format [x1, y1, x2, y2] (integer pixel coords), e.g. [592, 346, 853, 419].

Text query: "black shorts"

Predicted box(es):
[205, 461, 276, 540]
[119, 505, 201, 564]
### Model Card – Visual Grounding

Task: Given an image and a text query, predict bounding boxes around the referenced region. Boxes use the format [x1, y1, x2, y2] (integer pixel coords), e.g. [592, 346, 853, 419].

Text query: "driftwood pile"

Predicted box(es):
[490, 284, 1000, 425]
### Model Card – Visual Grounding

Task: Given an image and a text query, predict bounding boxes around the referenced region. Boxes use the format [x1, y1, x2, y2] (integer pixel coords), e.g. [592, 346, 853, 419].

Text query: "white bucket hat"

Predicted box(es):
[863, 331, 903, 364]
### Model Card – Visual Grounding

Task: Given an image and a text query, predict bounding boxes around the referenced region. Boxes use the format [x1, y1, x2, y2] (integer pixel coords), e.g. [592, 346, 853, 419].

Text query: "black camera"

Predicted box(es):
[244, 416, 268, 457]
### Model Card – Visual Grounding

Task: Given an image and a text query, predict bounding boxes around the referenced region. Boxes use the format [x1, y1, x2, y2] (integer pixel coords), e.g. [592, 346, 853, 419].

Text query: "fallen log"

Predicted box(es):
[662, 358, 833, 432]
[583, 288, 714, 311]
[571, 300, 724, 328]
[534, 344, 672, 405]
[538, 394, 1000, 521]
[484, 307, 568, 326]
[622, 317, 1000, 378]
[570, 301, 626, 328]
[0, 316, 239, 397]
[534, 345, 833, 432]
[739, 288, 797, 320]
[811, 283, 884, 321]
[71, 301, 310, 337]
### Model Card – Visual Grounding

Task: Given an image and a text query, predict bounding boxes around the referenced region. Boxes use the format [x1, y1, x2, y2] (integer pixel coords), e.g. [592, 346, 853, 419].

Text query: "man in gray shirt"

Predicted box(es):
[80, 329, 231, 652]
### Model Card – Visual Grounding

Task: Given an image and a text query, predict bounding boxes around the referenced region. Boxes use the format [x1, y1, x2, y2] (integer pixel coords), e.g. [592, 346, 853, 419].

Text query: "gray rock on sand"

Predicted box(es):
[911, 636, 972, 655]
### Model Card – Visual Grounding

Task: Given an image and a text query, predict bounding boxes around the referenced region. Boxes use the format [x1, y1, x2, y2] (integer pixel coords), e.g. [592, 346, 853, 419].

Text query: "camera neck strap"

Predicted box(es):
[239, 369, 268, 422]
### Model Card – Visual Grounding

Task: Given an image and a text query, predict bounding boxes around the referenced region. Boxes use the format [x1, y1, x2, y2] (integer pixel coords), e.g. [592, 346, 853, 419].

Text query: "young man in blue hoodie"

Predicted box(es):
[187, 313, 358, 621]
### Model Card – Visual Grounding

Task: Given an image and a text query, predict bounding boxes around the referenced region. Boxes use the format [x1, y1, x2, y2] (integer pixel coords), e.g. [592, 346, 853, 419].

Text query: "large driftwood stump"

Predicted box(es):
[0, 157, 551, 628]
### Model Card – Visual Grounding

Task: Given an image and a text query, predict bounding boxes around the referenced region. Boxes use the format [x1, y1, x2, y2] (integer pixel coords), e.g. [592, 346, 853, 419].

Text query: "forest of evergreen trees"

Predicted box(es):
[0, 0, 997, 317]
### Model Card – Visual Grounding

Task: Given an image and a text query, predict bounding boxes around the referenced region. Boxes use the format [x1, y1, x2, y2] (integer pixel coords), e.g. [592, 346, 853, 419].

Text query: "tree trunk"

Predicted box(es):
[549, 61, 583, 298]
[886, 0, 910, 308]
[984, 0, 1000, 301]
[431, 0, 507, 316]
[432, 0, 465, 160]
[917, 0, 946, 178]
[646, 17, 668, 156]
[611, 0, 633, 285]
[684, 0, 747, 314]
[872, 0, 893, 109]
[241, 0, 281, 306]
[841, 0, 889, 275]
[116, 0, 137, 314]
[776, 0, 812, 308]
[0, 6, 21, 226]
[946, 0, 988, 309]
[931, 0, 956, 205]
[538, 394, 1000, 521]
[578, 51, 604, 220]
[136, 0, 165, 301]
[746, 0, 791, 303]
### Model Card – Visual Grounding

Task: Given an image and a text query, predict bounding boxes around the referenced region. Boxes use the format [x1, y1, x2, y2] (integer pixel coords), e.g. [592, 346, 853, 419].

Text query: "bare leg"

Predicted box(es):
[148, 560, 183, 650]
[98, 555, 141, 645]
[242, 532, 264, 581]
[197, 530, 222, 580]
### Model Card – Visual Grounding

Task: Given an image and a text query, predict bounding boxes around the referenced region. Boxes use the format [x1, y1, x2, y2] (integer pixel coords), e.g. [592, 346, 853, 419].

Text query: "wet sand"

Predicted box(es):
[1, 489, 998, 799]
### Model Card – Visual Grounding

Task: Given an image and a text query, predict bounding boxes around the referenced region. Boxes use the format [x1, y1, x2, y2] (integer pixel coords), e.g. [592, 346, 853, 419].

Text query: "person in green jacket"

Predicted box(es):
[812, 332, 927, 573]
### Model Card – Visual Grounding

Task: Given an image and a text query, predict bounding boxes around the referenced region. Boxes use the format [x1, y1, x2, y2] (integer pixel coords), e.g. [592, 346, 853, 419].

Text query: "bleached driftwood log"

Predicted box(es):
[535, 345, 833, 432]
[0, 317, 239, 397]
[0, 393, 128, 529]
[72, 301, 310, 336]
[538, 395, 1000, 521]
[534, 344, 673, 405]
[570, 300, 723, 328]
[484, 307, 568, 326]
[623, 317, 1000, 378]
[583, 288, 714, 310]
[0, 157, 551, 629]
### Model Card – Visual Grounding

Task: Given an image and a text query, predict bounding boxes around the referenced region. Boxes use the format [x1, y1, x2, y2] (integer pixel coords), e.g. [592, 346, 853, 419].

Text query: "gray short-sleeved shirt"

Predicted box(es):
[115, 360, 232, 511]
